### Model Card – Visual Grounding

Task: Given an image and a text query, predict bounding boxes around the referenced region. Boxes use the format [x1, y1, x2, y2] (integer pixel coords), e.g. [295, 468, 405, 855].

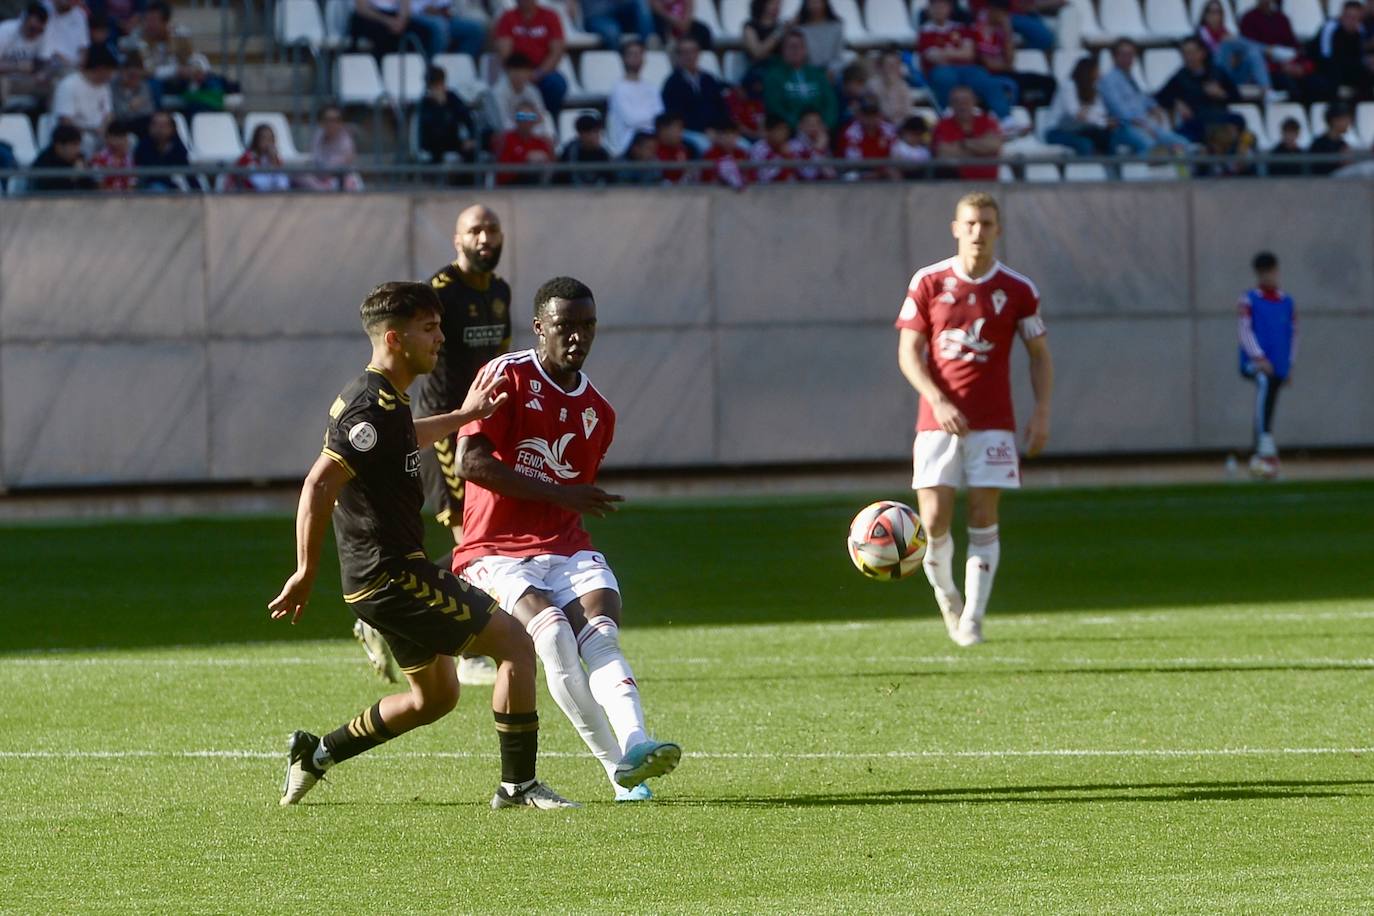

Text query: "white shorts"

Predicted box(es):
[912, 429, 1021, 490]
[460, 550, 620, 613]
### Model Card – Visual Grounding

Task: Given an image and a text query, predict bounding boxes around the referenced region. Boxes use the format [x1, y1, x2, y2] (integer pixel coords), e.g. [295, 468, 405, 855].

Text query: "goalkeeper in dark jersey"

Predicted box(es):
[353, 206, 513, 686]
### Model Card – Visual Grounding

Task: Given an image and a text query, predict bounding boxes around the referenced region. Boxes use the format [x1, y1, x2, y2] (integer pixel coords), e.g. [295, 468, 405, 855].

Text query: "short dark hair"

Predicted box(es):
[360, 281, 444, 333]
[85, 45, 119, 70]
[620, 38, 645, 57]
[51, 123, 82, 146]
[1325, 101, 1351, 124]
[1113, 37, 1138, 55]
[574, 113, 602, 133]
[147, 0, 172, 19]
[425, 65, 446, 86]
[1280, 116, 1300, 131]
[1252, 251, 1278, 272]
[764, 112, 790, 131]
[504, 52, 534, 71]
[900, 114, 928, 133]
[655, 111, 684, 130]
[106, 119, 131, 138]
[533, 276, 594, 317]
[24, 2, 48, 22]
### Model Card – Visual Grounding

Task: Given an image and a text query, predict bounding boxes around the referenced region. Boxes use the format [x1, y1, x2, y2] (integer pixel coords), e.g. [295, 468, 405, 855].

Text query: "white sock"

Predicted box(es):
[922, 532, 963, 615]
[963, 525, 1001, 626]
[500, 778, 537, 795]
[312, 740, 333, 771]
[526, 607, 621, 777]
[578, 616, 650, 756]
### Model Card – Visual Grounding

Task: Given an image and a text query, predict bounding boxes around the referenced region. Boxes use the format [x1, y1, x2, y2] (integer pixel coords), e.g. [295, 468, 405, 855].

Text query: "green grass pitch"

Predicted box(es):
[1, 480, 1372, 913]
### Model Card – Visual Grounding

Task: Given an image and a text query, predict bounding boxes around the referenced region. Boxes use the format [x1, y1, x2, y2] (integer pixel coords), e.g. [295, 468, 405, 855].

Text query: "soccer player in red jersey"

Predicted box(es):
[454, 276, 681, 801]
[895, 192, 1054, 646]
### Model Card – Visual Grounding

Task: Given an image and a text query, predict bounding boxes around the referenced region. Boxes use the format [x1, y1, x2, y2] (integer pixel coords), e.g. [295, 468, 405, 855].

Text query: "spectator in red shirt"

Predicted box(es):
[90, 119, 135, 191]
[233, 123, 292, 192]
[919, 0, 1013, 120]
[493, 0, 568, 118]
[702, 119, 748, 188]
[748, 112, 801, 183]
[933, 84, 1003, 180]
[496, 100, 556, 184]
[1238, 0, 1315, 99]
[976, 0, 1057, 109]
[653, 111, 695, 183]
[966, 0, 1062, 51]
[840, 96, 900, 179]
[724, 71, 767, 142]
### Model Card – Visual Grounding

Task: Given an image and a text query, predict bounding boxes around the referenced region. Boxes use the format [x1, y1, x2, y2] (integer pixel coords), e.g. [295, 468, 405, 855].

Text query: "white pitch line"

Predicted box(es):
[0, 747, 1370, 761]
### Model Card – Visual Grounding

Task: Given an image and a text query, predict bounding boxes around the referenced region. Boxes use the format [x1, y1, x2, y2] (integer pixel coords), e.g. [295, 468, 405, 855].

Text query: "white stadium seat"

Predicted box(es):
[722, 49, 748, 83]
[1264, 101, 1311, 148]
[864, 0, 917, 44]
[578, 50, 625, 97]
[190, 112, 244, 163]
[0, 113, 38, 166]
[1283, 0, 1325, 40]
[1067, 0, 1108, 41]
[381, 52, 426, 104]
[276, 0, 324, 51]
[559, 55, 595, 105]
[1024, 161, 1061, 181]
[244, 112, 307, 163]
[1357, 102, 1374, 147]
[35, 111, 54, 148]
[694, 0, 724, 42]
[998, 163, 1017, 182]
[1064, 161, 1109, 181]
[432, 53, 485, 104]
[1014, 48, 1050, 75]
[335, 53, 385, 106]
[641, 49, 673, 87]
[170, 112, 193, 152]
[829, 0, 872, 43]
[548, 0, 599, 49]
[718, 0, 750, 38]
[698, 50, 723, 78]
[1097, 0, 1152, 40]
[1144, 0, 1192, 39]
[1142, 47, 1182, 93]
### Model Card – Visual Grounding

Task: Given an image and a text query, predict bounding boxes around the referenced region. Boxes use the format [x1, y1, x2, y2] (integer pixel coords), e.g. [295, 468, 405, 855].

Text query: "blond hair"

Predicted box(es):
[955, 191, 1000, 218]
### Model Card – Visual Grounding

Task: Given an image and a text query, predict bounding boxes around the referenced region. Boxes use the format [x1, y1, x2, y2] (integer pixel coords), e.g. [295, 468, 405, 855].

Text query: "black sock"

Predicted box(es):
[494, 711, 538, 786]
[322, 701, 396, 765]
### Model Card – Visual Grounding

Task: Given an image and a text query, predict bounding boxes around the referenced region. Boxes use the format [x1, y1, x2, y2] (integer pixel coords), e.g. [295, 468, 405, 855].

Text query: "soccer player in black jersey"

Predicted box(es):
[271, 281, 577, 810]
[352, 205, 513, 687]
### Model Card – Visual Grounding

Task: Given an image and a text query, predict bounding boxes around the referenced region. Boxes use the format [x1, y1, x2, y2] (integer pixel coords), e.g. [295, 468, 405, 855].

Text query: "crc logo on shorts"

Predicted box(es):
[985, 443, 1016, 465]
[348, 422, 378, 452]
[405, 450, 421, 476]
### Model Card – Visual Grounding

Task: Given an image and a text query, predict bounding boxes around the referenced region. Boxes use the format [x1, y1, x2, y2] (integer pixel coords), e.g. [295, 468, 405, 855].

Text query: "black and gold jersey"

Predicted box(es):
[321, 367, 426, 598]
[413, 264, 512, 419]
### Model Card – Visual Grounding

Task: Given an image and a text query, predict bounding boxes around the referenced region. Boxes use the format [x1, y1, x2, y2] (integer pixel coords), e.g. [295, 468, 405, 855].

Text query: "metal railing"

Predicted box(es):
[2, 149, 1372, 195]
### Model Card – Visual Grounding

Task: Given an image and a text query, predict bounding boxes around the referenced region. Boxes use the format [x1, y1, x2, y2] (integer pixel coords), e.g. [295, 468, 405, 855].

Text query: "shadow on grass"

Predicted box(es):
[2, 480, 1372, 652]
[662, 778, 1374, 808]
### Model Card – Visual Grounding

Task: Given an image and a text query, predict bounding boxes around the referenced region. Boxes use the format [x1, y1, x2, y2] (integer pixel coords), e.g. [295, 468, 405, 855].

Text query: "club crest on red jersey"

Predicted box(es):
[582, 407, 599, 438]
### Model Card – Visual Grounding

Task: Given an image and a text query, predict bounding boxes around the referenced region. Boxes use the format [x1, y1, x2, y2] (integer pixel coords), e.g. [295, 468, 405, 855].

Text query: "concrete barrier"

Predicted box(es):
[0, 181, 1370, 488]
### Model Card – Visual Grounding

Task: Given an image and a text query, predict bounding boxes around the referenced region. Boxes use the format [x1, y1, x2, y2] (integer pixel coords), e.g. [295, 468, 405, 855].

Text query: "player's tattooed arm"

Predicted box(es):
[268, 453, 350, 624]
[457, 433, 624, 517]
[414, 372, 509, 449]
[897, 328, 969, 436]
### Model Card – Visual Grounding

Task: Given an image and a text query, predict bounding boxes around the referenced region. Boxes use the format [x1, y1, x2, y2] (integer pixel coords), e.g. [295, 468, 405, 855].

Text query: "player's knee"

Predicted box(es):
[411, 679, 460, 723]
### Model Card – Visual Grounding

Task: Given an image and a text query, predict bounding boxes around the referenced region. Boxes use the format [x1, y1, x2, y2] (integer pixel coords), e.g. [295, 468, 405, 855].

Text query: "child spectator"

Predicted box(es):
[90, 119, 135, 190]
[557, 112, 613, 186]
[134, 109, 190, 190]
[653, 110, 694, 183]
[868, 50, 917, 126]
[234, 122, 291, 192]
[618, 130, 661, 184]
[52, 44, 117, 154]
[795, 107, 836, 180]
[840, 96, 899, 179]
[1308, 102, 1354, 176]
[836, 61, 870, 126]
[893, 114, 933, 176]
[1266, 116, 1304, 176]
[308, 105, 365, 191]
[419, 64, 478, 162]
[484, 52, 553, 139]
[1194, 120, 1255, 177]
[495, 100, 555, 185]
[749, 112, 800, 182]
[724, 71, 767, 142]
[29, 122, 96, 191]
[702, 119, 748, 189]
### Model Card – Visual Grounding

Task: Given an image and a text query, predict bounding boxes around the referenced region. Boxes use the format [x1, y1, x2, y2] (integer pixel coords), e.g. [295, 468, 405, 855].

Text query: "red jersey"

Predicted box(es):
[841, 119, 897, 161]
[90, 148, 134, 190]
[748, 138, 801, 183]
[972, 14, 1012, 71]
[932, 113, 1001, 180]
[703, 144, 748, 188]
[917, 21, 972, 72]
[495, 130, 555, 184]
[655, 141, 692, 183]
[453, 349, 616, 567]
[895, 257, 1045, 432]
[494, 6, 563, 66]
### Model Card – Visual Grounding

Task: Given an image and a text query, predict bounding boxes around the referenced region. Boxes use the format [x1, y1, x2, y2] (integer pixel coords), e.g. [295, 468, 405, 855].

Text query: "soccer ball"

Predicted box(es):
[847, 500, 927, 580]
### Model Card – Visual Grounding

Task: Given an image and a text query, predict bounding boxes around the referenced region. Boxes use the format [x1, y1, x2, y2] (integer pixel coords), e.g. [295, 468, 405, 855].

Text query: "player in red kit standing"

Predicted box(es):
[455, 276, 681, 801]
[895, 192, 1054, 646]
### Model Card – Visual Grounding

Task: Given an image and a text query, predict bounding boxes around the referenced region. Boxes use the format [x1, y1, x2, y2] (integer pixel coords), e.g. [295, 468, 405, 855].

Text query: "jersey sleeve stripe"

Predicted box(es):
[998, 264, 1041, 299]
[321, 448, 356, 479]
[1018, 314, 1047, 340]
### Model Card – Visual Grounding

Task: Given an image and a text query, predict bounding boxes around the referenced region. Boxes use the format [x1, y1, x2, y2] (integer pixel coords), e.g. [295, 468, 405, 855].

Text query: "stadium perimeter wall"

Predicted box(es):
[0, 182, 1371, 488]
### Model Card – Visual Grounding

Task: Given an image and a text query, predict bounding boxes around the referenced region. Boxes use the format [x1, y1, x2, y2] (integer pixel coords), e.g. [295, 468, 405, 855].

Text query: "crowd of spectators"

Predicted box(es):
[3, 0, 1374, 191]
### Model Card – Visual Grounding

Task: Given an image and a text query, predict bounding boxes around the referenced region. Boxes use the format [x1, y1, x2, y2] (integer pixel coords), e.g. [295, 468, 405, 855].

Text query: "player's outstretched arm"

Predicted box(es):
[1023, 334, 1054, 458]
[268, 454, 350, 624]
[898, 328, 969, 436]
[458, 433, 624, 517]
[414, 372, 510, 449]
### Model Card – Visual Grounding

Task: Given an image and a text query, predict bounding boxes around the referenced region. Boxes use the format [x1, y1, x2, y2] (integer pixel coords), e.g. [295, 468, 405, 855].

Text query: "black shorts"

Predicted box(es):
[347, 556, 497, 673]
[420, 432, 465, 529]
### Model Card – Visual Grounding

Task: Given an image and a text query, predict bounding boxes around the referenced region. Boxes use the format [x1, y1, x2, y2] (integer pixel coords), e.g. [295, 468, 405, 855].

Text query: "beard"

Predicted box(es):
[463, 242, 502, 274]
